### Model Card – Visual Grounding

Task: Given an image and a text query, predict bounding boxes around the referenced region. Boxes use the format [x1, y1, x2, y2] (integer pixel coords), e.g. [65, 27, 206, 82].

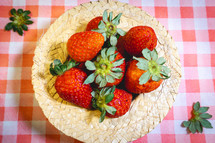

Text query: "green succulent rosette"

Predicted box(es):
[134, 48, 171, 85]
[84, 47, 124, 88]
[5, 8, 33, 36]
[183, 102, 213, 133]
[92, 10, 126, 46]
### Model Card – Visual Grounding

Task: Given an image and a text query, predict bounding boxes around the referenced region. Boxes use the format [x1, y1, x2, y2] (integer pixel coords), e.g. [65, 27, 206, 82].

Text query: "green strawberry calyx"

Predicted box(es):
[84, 47, 125, 87]
[5, 8, 33, 36]
[91, 86, 117, 123]
[183, 101, 213, 134]
[49, 59, 78, 76]
[92, 10, 126, 46]
[134, 48, 171, 85]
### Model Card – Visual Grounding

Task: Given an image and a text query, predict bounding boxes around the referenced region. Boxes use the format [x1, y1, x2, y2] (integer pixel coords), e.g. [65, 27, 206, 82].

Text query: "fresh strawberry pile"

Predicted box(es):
[50, 10, 170, 123]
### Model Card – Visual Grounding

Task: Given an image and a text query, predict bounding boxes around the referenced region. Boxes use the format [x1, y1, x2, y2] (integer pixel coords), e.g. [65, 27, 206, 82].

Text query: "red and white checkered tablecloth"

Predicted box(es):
[0, 0, 215, 143]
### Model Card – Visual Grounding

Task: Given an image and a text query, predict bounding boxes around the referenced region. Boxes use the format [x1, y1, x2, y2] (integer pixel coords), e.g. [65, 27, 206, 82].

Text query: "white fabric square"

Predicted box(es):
[192, 0, 205, 7]
[198, 67, 213, 79]
[142, 0, 154, 6]
[194, 18, 208, 30]
[13, 0, 25, 6]
[7, 67, 22, 80]
[196, 42, 211, 54]
[39, 0, 52, 5]
[65, 0, 77, 6]
[173, 93, 187, 106]
[3, 121, 18, 135]
[4, 93, 20, 107]
[148, 124, 161, 134]
[37, 17, 51, 29]
[168, 18, 182, 30]
[9, 42, 23, 54]
[167, 0, 180, 6]
[175, 42, 184, 54]
[200, 93, 215, 106]
[174, 120, 188, 134]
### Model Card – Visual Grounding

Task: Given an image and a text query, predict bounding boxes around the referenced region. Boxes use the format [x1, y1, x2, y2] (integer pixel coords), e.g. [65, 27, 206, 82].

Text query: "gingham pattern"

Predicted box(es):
[0, 0, 214, 143]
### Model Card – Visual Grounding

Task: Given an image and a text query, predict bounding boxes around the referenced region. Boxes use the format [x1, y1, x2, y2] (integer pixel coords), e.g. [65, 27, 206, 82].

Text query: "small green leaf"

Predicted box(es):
[189, 121, 197, 133]
[96, 74, 102, 84]
[9, 17, 15, 21]
[194, 102, 200, 111]
[10, 8, 16, 15]
[139, 71, 151, 85]
[102, 32, 107, 41]
[112, 58, 124, 67]
[21, 24, 28, 31]
[105, 93, 114, 104]
[99, 108, 106, 123]
[102, 10, 108, 23]
[23, 10, 31, 16]
[104, 87, 112, 96]
[142, 48, 151, 61]
[84, 73, 95, 84]
[24, 15, 31, 19]
[199, 113, 212, 119]
[110, 35, 117, 46]
[109, 72, 122, 79]
[5, 22, 13, 31]
[151, 49, 158, 61]
[183, 121, 191, 127]
[200, 119, 213, 128]
[101, 48, 107, 59]
[109, 11, 113, 21]
[92, 29, 105, 33]
[53, 59, 61, 66]
[161, 66, 171, 76]
[112, 13, 122, 25]
[107, 47, 116, 56]
[99, 78, 107, 88]
[17, 27, 23, 36]
[54, 65, 63, 75]
[195, 120, 203, 133]
[157, 57, 166, 65]
[117, 28, 126, 36]
[85, 60, 96, 71]
[111, 68, 122, 73]
[98, 20, 106, 29]
[106, 75, 115, 83]
[109, 53, 117, 61]
[25, 20, 33, 25]
[91, 91, 96, 98]
[12, 24, 18, 32]
[198, 107, 209, 113]
[136, 62, 148, 71]
[152, 75, 161, 81]
[17, 9, 23, 14]
[105, 105, 116, 115]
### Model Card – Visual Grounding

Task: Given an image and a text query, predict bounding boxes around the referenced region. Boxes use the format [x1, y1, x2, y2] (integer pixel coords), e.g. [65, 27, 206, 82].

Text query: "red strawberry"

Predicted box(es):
[125, 49, 170, 94]
[123, 26, 157, 56]
[50, 59, 93, 109]
[67, 31, 104, 62]
[86, 16, 103, 31]
[84, 47, 125, 88]
[92, 86, 132, 122]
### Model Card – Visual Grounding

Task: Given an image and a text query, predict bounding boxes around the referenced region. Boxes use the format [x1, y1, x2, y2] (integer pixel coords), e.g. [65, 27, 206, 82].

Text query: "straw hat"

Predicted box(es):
[32, 0, 182, 142]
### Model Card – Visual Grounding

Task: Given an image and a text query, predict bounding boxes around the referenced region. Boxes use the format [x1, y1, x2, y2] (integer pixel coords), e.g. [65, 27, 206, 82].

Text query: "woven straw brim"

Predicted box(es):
[32, 0, 182, 142]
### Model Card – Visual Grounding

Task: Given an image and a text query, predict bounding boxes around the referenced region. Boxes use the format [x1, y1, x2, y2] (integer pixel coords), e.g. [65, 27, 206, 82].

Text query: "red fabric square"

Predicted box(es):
[24, 29, 38, 42]
[51, 6, 65, 18]
[6, 80, 20, 93]
[20, 80, 34, 93]
[206, 7, 215, 18]
[22, 54, 34, 67]
[0, 6, 13, 17]
[161, 134, 176, 143]
[0, 94, 5, 107]
[187, 106, 193, 119]
[4, 107, 18, 121]
[19, 93, 34, 106]
[21, 67, 32, 80]
[18, 107, 33, 121]
[190, 134, 206, 143]
[181, 7, 194, 18]
[0, 107, 4, 121]
[163, 107, 174, 120]
[23, 42, 36, 54]
[0, 30, 11, 42]
[46, 135, 60, 143]
[133, 135, 147, 143]
[32, 107, 47, 120]
[25, 6, 38, 18]
[17, 135, 31, 143]
[0, 54, 9, 67]
[186, 80, 200, 93]
[212, 54, 215, 66]
[209, 30, 215, 41]
[0, 80, 7, 94]
[182, 30, 196, 41]
[155, 7, 168, 18]
[8, 54, 23, 67]
[184, 54, 197, 67]
[31, 135, 46, 143]
[46, 122, 60, 134]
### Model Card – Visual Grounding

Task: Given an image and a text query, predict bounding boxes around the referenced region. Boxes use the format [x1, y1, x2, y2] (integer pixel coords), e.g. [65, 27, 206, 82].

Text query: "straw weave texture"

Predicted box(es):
[32, 0, 182, 142]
